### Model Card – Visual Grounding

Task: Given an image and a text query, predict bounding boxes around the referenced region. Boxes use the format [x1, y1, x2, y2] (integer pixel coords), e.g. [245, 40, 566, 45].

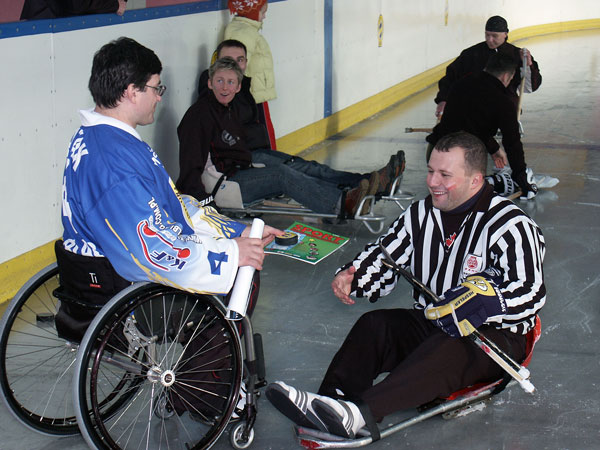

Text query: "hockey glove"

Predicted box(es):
[513, 169, 538, 200]
[424, 268, 507, 338]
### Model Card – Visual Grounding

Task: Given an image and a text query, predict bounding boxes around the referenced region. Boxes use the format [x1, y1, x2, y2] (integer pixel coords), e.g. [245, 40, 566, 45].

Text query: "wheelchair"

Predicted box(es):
[0, 262, 265, 449]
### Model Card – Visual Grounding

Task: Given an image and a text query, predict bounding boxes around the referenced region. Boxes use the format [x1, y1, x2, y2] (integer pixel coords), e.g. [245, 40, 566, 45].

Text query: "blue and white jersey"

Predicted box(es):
[61, 109, 246, 294]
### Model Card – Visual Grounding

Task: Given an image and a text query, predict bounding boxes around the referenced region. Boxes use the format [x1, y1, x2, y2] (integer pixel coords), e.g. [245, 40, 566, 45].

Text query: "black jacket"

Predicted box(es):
[427, 71, 526, 177]
[435, 41, 542, 107]
[197, 70, 270, 150]
[176, 91, 252, 201]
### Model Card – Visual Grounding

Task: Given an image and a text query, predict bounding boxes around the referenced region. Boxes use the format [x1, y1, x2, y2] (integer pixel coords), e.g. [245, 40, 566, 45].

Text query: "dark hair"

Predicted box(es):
[88, 37, 162, 109]
[484, 52, 518, 78]
[433, 132, 487, 175]
[209, 57, 244, 83]
[216, 39, 247, 58]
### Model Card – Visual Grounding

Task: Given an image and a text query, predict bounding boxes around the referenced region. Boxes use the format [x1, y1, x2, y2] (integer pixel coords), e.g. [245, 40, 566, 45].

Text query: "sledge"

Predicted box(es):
[203, 164, 414, 235]
[293, 245, 541, 449]
[294, 315, 541, 449]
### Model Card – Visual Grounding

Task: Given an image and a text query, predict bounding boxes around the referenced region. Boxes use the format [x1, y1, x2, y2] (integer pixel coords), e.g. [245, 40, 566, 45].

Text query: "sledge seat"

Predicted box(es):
[444, 315, 541, 402]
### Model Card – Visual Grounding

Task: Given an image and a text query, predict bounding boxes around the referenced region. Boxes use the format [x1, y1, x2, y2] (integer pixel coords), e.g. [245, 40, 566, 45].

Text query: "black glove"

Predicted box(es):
[424, 268, 507, 337]
[513, 169, 538, 199]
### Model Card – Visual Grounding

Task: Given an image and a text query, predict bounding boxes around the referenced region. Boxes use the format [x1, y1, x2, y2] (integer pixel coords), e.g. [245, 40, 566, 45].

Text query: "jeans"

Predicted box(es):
[229, 149, 366, 214]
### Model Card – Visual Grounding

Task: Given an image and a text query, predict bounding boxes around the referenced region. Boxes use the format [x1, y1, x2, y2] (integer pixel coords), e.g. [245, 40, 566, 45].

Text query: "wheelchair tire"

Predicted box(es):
[0, 263, 80, 436]
[73, 283, 243, 450]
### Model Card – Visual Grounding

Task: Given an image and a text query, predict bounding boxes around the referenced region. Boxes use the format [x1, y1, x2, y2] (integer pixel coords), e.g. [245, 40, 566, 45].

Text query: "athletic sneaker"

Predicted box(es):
[265, 381, 328, 432]
[532, 173, 559, 189]
[311, 396, 366, 439]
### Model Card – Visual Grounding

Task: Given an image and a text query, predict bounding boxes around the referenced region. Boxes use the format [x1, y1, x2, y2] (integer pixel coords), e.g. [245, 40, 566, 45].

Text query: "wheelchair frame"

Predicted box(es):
[0, 263, 265, 449]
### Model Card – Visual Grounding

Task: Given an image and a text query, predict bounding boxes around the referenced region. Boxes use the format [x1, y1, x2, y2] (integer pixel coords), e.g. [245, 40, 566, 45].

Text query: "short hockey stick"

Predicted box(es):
[378, 243, 535, 393]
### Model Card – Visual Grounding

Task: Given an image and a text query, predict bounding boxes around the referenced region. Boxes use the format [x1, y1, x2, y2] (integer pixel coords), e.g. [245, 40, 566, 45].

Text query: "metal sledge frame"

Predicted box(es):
[218, 174, 414, 235]
[294, 316, 541, 449]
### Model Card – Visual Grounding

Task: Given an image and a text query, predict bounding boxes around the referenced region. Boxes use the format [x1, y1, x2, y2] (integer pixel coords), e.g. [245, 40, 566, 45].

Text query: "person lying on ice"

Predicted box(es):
[176, 57, 405, 218]
[266, 131, 546, 439]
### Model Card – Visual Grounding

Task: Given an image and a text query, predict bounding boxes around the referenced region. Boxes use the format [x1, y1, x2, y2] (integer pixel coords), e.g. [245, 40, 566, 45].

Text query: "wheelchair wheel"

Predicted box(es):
[0, 263, 80, 435]
[73, 284, 243, 450]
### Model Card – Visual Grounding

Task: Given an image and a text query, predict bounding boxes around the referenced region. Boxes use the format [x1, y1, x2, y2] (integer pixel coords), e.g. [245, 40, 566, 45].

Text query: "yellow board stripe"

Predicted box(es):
[0, 240, 57, 304]
[277, 18, 600, 156]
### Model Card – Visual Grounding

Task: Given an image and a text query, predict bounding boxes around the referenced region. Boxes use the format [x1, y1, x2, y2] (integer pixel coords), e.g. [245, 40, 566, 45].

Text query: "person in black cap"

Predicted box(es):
[434, 15, 542, 118]
[426, 52, 538, 199]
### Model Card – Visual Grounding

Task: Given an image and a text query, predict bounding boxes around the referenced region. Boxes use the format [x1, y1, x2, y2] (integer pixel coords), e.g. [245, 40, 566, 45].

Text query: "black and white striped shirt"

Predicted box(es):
[346, 188, 545, 335]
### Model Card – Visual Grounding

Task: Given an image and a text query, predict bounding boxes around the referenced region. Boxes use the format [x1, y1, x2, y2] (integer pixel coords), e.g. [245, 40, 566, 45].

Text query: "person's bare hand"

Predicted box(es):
[241, 224, 284, 247]
[491, 148, 508, 169]
[116, 0, 127, 15]
[520, 48, 533, 66]
[234, 237, 265, 270]
[261, 225, 284, 246]
[332, 266, 357, 305]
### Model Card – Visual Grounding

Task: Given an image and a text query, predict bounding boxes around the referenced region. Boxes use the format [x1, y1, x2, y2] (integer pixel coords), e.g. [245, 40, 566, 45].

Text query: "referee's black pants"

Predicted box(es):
[317, 308, 527, 420]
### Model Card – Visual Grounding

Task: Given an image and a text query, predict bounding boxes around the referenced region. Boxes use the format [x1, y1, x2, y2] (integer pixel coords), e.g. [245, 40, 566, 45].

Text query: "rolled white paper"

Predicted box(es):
[226, 218, 264, 320]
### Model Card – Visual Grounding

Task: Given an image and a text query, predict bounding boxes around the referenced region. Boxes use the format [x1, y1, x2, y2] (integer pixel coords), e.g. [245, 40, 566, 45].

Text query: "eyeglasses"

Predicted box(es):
[145, 84, 167, 96]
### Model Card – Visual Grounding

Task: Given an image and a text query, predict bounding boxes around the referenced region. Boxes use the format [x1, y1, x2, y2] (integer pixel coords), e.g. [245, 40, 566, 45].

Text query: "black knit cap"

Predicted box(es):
[485, 16, 508, 32]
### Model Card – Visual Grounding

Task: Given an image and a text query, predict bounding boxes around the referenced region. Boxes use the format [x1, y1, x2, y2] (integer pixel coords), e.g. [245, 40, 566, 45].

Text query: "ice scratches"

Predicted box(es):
[575, 202, 600, 208]
[571, 173, 600, 182]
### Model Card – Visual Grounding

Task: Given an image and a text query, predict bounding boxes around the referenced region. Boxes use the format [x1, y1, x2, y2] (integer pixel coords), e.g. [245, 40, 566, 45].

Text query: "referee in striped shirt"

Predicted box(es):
[266, 131, 546, 439]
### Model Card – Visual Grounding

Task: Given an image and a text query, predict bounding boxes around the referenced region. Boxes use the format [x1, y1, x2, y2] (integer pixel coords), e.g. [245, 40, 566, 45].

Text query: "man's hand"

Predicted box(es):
[491, 148, 508, 169]
[241, 224, 284, 247]
[520, 48, 533, 66]
[424, 268, 506, 337]
[435, 101, 446, 119]
[332, 266, 357, 305]
[234, 237, 265, 270]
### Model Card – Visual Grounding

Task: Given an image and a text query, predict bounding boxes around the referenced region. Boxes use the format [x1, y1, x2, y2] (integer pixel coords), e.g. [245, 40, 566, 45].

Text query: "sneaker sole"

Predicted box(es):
[265, 384, 328, 432]
[312, 398, 354, 439]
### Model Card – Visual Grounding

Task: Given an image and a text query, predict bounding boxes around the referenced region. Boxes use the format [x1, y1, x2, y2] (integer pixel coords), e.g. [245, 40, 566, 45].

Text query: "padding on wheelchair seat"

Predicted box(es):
[202, 169, 244, 209]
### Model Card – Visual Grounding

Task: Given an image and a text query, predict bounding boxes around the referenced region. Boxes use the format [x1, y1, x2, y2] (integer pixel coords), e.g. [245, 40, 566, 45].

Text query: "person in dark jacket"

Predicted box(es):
[197, 40, 270, 151]
[177, 57, 403, 217]
[435, 15, 542, 118]
[20, 0, 126, 19]
[426, 52, 537, 198]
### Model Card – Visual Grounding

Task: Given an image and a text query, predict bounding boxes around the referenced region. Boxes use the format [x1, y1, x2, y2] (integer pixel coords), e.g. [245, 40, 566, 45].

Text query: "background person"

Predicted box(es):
[224, 0, 278, 148]
[177, 57, 404, 217]
[434, 15, 542, 118]
[426, 52, 538, 198]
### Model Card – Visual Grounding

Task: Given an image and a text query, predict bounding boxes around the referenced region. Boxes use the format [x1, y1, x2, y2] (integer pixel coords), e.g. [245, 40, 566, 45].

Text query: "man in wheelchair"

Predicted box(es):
[57, 36, 281, 341]
[176, 54, 405, 218]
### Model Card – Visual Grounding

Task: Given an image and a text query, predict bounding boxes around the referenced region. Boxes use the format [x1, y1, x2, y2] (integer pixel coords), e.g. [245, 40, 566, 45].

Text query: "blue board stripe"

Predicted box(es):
[0, 0, 285, 39]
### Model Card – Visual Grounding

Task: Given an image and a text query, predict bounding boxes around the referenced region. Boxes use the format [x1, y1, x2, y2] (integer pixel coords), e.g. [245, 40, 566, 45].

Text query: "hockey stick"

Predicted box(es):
[378, 243, 535, 393]
[405, 127, 433, 133]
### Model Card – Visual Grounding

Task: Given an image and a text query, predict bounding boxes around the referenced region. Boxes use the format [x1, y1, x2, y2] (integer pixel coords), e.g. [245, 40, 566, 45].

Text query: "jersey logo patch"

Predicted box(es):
[137, 220, 190, 271]
[463, 253, 483, 276]
[207, 251, 228, 275]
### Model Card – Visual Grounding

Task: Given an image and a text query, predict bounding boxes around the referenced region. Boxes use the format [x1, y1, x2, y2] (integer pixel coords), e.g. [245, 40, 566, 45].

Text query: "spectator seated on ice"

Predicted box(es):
[176, 57, 409, 231]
